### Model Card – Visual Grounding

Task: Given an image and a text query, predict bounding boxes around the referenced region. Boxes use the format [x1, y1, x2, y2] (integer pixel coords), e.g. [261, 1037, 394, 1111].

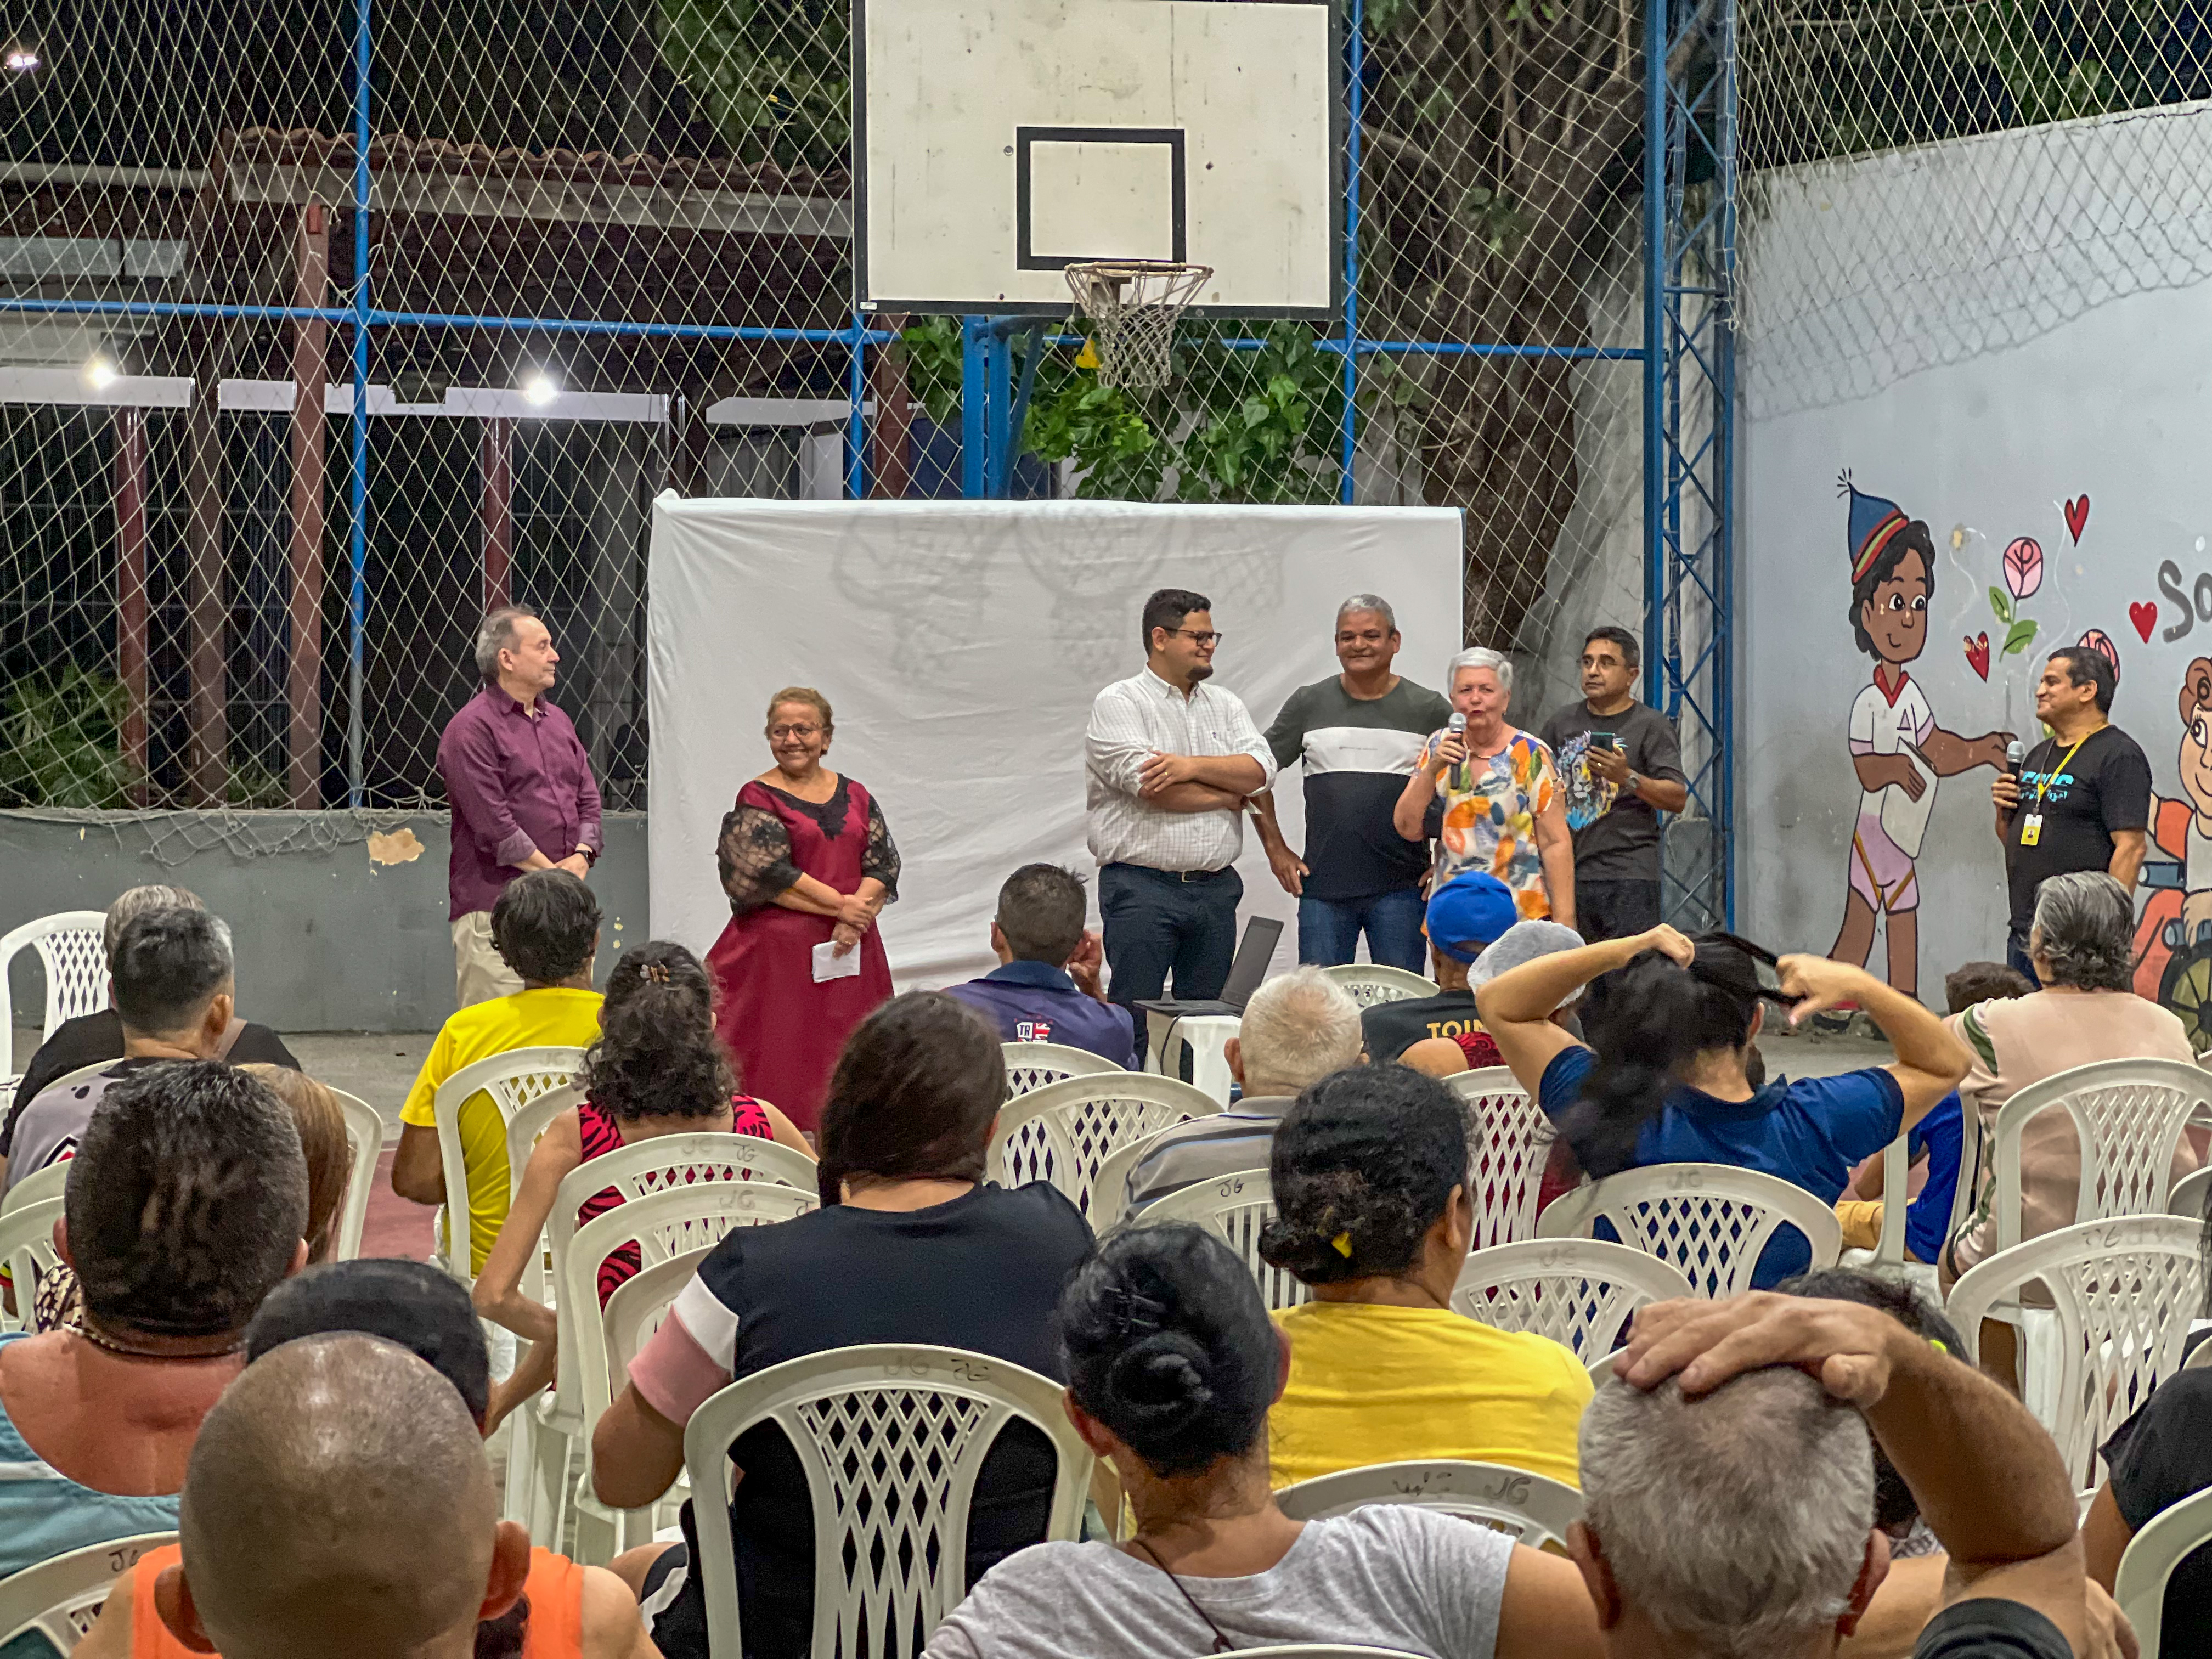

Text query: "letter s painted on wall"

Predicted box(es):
[2162, 561, 2195, 643]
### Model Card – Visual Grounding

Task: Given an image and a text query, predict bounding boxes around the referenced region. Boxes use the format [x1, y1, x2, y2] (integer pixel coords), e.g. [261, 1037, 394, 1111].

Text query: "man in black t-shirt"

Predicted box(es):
[2089, 1360, 2212, 1657]
[1538, 626, 1689, 944]
[1251, 595, 1451, 970]
[1991, 645, 2151, 983]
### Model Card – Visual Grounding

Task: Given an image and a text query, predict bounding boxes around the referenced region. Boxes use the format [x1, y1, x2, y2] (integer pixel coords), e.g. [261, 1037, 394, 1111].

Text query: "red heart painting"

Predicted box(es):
[1964, 633, 1990, 679]
[2065, 494, 2091, 543]
[2131, 600, 2158, 642]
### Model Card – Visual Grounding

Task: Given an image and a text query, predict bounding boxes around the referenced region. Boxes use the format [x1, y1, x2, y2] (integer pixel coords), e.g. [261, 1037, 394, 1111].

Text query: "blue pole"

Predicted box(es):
[1716, 0, 1739, 926]
[984, 323, 1013, 498]
[1338, 0, 1363, 505]
[960, 317, 986, 499]
[347, 0, 372, 807]
[846, 312, 867, 499]
[1640, 0, 1667, 712]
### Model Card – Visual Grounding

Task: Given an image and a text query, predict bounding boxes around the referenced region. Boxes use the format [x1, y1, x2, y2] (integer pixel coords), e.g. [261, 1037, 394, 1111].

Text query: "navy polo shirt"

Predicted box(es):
[944, 961, 1143, 1069]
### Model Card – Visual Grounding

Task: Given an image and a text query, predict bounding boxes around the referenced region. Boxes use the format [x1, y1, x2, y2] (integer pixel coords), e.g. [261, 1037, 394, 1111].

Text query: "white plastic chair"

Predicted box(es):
[329, 1088, 386, 1263]
[1320, 963, 1438, 1007]
[2115, 1481, 2212, 1655]
[0, 910, 109, 1046]
[599, 1240, 717, 1550]
[1448, 1067, 1554, 1251]
[681, 1345, 1092, 1659]
[0, 1159, 67, 1217]
[0, 1531, 176, 1652]
[1948, 1214, 2207, 1491]
[1229, 1649, 1429, 1658]
[1984, 1058, 2212, 1255]
[1450, 1239, 1696, 1366]
[1272, 1457, 1583, 1549]
[543, 1170, 816, 1560]
[13, 1059, 115, 1114]
[1536, 1162, 1844, 1297]
[428, 1046, 588, 1281]
[2170, 1163, 2212, 1221]
[0, 1196, 63, 1335]
[985, 1073, 1220, 1220]
[1843, 1103, 1983, 1285]
[1586, 1350, 1622, 1388]
[1086, 1127, 1175, 1233]
[1001, 1040, 1125, 1097]
[1133, 1167, 1310, 1311]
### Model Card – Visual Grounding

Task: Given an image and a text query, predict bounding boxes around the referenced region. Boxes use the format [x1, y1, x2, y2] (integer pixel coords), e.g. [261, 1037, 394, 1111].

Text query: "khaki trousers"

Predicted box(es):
[452, 910, 524, 1007]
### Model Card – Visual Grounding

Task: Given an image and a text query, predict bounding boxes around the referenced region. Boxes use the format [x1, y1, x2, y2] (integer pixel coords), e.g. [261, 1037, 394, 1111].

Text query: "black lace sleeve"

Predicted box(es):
[862, 794, 901, 902]
[717, 804, 802, 915]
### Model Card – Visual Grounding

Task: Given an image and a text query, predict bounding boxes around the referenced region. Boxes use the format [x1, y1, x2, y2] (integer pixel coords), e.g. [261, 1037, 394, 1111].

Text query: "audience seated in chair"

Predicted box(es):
[1358, 872, 1519, 1066]
[472, 940, 810, 1430]
[1476, 924, 1966, 1288]
[0, 1063, 307, 1585]
[390, 870, 607, 1278]
[1943, 872, 2199, 1286]
[1259, 1063, 1591, 1487]
[70, 1334, 656, 1659]
[590, 992, 1093, 1659]
[1400, 917, 1585, 1080]
[1121, 967, 1362, 1213]
[1, 885, 298, 1167]
[3, 908, 261, 1199]
[944, 864, 1141, 1067]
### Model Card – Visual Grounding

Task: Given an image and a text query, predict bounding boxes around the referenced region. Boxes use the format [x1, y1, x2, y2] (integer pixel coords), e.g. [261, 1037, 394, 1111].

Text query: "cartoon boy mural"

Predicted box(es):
[2137, 656, 2212, 1022]
[1830, 475, 2012, 996]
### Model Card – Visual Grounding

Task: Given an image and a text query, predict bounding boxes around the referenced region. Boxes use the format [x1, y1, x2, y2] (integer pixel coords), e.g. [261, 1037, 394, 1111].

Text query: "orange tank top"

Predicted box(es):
[129, 1542, 585, 1657]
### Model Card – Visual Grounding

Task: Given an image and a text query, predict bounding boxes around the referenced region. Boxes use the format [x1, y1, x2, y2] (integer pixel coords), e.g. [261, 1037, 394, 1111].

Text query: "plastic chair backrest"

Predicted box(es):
[1001, 1041, 1125, 1097]
[1587, 1350, 1621, 1388]
[2113, 1462, 2212, 1651]
[1448, 1067, 1554, 1251]
[329, 1088, 387, 1262]
[0, 911, 108, 1045]
[428, 1046, 587, 1279]
[0, 1197, 63, 1335]
[1450, 1239, 1697, 1365]
[1228, 1649, 1430, 1658]
[1133, 1167, 1310, 1311]
[1319, 964, 1438, 1008]
[681, 1344, 1092, 1659]
[1988, 1058, 2212, 1254]
[562, 1176, 817, 1437]
[604, 1242, 715, 1396]
[1948, 1214, 2207, 1489]
[1272, 1458, 1583, 1550]
[1536, 1161, 1844, 1297]
[2169, 1163, 2212, 1221]
[22, 1061, 114, 1107]
[0, 1160, 67, 1218]
[0, 1531, 175, 1652]
[985, 1073, 1221, 1220]
[1087, 1127, 1173, 1233]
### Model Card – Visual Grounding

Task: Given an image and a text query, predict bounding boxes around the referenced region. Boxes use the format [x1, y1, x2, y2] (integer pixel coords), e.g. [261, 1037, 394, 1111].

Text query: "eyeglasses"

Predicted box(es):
[768, 724, 821, 741]
[1167, 629, 1224, 646]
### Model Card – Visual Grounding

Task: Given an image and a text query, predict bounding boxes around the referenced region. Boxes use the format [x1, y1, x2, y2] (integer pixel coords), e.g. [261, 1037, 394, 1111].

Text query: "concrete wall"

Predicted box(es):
[2, 810, 648, 1033]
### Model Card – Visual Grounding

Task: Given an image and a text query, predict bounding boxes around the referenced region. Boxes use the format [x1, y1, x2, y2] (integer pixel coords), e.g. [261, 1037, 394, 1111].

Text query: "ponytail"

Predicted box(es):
[584, 941, 732, 1121]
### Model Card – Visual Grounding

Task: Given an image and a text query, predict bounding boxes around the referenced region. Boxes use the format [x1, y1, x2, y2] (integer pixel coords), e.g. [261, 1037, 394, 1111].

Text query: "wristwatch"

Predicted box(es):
[1624, 770, 1642, 795]
[577, 843, 598, 867]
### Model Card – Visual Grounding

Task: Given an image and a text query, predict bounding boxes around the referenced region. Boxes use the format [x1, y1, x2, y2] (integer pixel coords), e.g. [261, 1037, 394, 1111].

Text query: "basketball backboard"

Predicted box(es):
[855, 0, 1340, 318]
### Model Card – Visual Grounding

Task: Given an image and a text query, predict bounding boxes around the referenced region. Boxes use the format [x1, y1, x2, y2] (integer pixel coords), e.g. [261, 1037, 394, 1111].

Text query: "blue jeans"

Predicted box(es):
[1297, 888, 1428, 972]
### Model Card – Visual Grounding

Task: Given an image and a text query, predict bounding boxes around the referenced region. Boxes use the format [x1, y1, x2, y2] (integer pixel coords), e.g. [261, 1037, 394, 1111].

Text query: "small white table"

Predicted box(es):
[1142, 1011, 1241, 1104]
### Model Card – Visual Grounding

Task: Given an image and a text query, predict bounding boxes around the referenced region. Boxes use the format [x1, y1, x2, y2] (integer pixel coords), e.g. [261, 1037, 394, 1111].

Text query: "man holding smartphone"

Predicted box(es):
[1539, 625, 1689, 943]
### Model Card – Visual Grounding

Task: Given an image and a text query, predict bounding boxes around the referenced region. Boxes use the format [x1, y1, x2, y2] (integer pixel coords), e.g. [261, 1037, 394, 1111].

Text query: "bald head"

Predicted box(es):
[178, 1335, 496, 1658]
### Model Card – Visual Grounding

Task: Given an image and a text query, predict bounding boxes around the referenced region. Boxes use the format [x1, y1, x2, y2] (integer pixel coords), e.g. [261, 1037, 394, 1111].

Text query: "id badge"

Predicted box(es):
[2020, 812, 2044, 847]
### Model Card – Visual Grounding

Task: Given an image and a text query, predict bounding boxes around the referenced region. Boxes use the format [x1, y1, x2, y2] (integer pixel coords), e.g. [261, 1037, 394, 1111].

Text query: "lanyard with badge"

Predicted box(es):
[2019, 732, 2092, 848]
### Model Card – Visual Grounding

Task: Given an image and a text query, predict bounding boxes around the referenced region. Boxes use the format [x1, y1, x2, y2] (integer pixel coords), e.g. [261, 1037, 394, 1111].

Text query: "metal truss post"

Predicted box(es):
[1643, 0, 1737, 930]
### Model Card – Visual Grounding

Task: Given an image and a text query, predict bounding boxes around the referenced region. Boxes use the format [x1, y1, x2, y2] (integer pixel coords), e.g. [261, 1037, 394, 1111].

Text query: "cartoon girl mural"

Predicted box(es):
[1829, 475, 2012, 996]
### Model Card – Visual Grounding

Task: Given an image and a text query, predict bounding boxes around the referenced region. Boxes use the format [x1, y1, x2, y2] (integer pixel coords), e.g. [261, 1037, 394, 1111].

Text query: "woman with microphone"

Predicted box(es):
[1394, 647, 1575, 929]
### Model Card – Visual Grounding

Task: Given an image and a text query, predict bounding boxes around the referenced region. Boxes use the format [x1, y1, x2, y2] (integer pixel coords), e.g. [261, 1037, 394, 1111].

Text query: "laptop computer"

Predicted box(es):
[1135, 915, 1285, 1020]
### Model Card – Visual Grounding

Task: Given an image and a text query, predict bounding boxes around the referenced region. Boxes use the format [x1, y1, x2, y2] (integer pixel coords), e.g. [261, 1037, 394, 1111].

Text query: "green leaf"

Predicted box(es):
[1989, 586, 2014, 624]
[2002, 618, 2041, 657]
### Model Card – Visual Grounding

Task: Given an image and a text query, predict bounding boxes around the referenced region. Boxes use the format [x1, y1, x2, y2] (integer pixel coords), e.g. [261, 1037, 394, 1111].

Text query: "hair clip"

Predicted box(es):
[1928, 1338, 1949, 1355]
[1331, 1232, 1353, 1258]
[1103, 1285, 1168, 1333]
[645, 962, 671, 985]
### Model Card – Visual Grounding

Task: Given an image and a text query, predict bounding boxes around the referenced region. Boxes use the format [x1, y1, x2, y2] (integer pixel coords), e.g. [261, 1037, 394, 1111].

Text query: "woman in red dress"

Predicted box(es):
[706, 686, 899, 1130]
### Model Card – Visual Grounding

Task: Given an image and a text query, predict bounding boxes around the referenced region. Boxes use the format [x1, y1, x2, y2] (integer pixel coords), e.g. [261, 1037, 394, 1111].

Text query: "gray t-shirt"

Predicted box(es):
[1538, 699, 1686, 883]
[924, 1504, 1513, 1659]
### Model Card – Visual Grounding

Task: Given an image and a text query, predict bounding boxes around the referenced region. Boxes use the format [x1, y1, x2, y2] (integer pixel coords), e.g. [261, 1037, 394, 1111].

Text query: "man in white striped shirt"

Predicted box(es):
[1085, 587, 1277, 1011]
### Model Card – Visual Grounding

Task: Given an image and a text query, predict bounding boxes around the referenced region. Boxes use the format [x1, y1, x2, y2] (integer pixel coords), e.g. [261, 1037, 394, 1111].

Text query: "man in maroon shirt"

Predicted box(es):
[437, 605, 604, 1005]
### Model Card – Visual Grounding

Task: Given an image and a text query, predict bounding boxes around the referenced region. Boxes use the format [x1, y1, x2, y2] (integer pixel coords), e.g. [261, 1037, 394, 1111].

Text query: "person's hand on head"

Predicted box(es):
[1641, 923, 1696, 968]
[1775, 953, 1868, 1026]
[1620, 1291, 1912, 1409]
[1065, 930, 1105, 998]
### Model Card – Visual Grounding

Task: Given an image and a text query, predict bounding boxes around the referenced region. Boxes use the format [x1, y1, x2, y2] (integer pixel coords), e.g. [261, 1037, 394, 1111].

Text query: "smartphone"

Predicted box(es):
[1591, 732, 1619, 753]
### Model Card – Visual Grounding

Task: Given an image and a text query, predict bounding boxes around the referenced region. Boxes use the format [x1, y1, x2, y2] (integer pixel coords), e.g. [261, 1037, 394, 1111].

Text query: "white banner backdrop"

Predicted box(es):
[647, 495, 1464, 991]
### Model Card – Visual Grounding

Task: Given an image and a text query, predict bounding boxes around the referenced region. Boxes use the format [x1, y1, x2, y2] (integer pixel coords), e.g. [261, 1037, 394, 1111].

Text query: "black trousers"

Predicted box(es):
[1099, 862, 1244, 1009]
[1577, 877, 1663, 1026]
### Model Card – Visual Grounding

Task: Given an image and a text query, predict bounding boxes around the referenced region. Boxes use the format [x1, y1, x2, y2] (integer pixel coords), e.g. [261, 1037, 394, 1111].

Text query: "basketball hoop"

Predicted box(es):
[1063, 261, 1213, 390]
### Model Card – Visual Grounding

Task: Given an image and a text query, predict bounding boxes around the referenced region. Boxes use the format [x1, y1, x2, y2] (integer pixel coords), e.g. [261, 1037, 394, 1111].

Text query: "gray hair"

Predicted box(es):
[1336, 595, 1397, 634]
[473, 605, 542, 681]
[105, 884, 203, 960]
[1237, 967, 1364, 1096]
[1446, 646, 1513, 696]
[2029, 871, 2136, 992]
[1579, 1369, 1875, 1659]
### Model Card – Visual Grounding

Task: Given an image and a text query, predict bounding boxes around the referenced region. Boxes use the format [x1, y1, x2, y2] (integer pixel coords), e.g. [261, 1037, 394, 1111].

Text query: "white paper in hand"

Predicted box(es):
[812, 940, 862, 983]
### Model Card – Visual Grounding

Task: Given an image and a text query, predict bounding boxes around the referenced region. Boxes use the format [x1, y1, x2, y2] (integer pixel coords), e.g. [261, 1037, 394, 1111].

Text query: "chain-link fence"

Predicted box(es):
[0, 0, 1655, 816]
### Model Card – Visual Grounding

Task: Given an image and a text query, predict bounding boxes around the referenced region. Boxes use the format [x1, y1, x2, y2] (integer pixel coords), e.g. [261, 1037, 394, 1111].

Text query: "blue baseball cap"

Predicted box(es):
[1426, 872, 1520, 964]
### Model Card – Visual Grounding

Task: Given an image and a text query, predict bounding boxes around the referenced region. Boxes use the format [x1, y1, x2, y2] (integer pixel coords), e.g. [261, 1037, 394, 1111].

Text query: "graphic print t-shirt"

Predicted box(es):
[1422, 730, 1561, 919]
[1539, 700, 1687, 882]
[2004, 724, 2153, 933]
[1265, 677, 1452, 902]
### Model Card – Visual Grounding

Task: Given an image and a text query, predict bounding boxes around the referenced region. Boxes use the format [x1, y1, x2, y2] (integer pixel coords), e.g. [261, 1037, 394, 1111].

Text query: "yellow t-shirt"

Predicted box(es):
[1269, 1301, 1593, 1489]
[398, 986, 605, 1274]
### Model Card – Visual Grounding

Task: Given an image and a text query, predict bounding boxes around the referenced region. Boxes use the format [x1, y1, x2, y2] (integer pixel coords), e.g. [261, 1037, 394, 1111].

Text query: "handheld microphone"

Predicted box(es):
[2005, 738, 2024, 778]
[1447, 713, 1467, 735]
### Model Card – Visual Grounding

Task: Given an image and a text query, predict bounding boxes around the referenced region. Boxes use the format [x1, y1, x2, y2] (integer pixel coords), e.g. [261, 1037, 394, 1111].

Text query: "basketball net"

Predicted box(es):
[1063, 261, 1214, 389]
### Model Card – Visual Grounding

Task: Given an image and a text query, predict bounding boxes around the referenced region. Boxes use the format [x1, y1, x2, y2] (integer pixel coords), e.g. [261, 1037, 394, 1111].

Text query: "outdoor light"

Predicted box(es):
[4, 46, 40, 72]
[84, 351, 117, 390]
[521, 371, 557, 407]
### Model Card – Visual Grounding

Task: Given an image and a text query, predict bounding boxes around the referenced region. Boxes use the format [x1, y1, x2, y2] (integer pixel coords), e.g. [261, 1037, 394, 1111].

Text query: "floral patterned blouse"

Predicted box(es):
[1421, 726, 1561, 919]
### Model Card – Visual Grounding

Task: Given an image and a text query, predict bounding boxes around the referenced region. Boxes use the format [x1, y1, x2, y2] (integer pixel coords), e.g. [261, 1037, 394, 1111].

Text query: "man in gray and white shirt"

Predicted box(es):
[1085, 586, 1276, 1012]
